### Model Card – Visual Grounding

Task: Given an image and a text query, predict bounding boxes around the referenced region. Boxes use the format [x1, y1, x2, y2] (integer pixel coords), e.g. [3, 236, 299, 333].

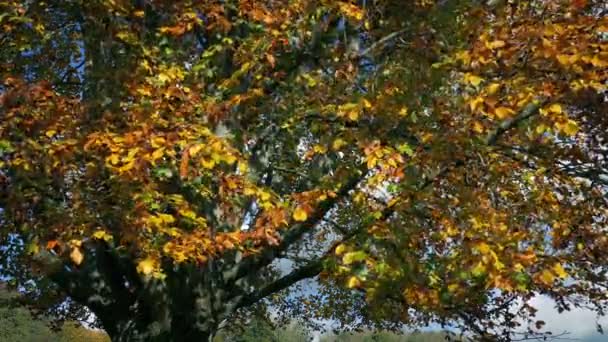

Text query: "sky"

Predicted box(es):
[528, 295, 607, 342]
[276, 256, 608, 341]
[304, 291, 608, 341]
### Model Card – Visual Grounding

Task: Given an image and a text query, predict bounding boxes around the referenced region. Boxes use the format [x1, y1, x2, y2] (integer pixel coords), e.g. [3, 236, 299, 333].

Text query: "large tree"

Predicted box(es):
[1, 0, 607, 341]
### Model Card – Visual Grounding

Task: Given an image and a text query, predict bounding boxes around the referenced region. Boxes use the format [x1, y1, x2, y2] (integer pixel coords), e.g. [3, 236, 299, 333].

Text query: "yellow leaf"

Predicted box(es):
[563, 119, 579, 136]
[201, 158, 215, 169]
[188, 144, 203, 157]
[293, 207, 308, 222]
[347, 276, 361, 288]
[151, 148, 165, 162]
[332, 138, 347, 151]
[107, 154, 120, 165]
[472, 262, 486, 277]
[342, 251, 366, 265]
[464, 73, 484, 87]
[557, 54, 577, 65]
[476, 242, 491, 255]
[158, 72, 170, 83]
[244, 187, 256, 196]
[448, 283, 459, 293]
[487, 83, 501, 95]
[238, 161, 249, 173]
[552, 263, 568, 279]
[70, 247, 84, 266]
[224, 154, 237, 165]
[398, 106, 409, 117]
[92, 230, 113, 242]
[469, 96, 485, 112]
[137, 258, 156, 275]
[45, 130, 56, 138]
[591, 55, 608, 67]
[157, 213, 175, 224]
[366, 156, 378, 169]
[536, 124, 548, 134]
[339, 3, 364, 21]
[348, 110, 359, 121]
[495, 107, 514, 119]
[136, 86, 152, 96]
[151, 136, 166, 148]
[27, 242, 40, 255]
[487, 40, 506, 49]
[335, 244, 347, 256]
[118, 160, 135, 173]
[259, 191, 271, 201]
[313, 145, 328, 154]
[472, 121, 484, 133]
[549, 103, 562, 113]
[362, 99, 372, 109]
[116, 31, 131, 41]
[539, 269, 555, 285]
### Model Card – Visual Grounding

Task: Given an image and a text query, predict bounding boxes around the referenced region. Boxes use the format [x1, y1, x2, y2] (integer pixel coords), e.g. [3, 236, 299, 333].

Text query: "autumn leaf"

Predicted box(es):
[347, 276, 362, 288]
[46, 240, 58, 250]
[464, 73, 484, 87]
[137, 258, 156, 275]
[70, 247, 84, 266]
[552, 263, 568, 279]
[342, 251, 366, 265]
[92, 230, 113, 242]
[494, 107, 514, 119]
[293, 207, 308, 222]
[335, 244, 347, 256]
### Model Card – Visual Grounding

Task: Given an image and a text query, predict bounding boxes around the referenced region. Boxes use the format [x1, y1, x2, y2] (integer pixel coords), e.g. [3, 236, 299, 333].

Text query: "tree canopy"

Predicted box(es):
[1, 0, 607, 341]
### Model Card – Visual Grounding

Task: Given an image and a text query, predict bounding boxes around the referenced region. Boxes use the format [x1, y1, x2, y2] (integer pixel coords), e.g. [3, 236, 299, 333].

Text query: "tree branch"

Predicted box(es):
[234, 258, 323, 310]
[357, 29, 408, 58]
[223, 166, 367, 283]
[485, 98, 547, 145]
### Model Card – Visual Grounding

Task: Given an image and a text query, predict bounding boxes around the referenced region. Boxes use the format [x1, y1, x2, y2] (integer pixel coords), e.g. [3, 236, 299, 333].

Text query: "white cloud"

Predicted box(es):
[528, 295, 608, 340]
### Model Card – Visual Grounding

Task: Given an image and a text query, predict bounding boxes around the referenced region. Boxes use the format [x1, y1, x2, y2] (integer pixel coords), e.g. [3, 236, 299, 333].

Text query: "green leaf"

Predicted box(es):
[343, 251, 367, 265]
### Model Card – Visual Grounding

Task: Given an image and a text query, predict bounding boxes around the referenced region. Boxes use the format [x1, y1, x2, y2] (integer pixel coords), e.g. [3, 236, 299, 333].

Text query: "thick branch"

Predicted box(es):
[357, 29, 408, 58]
[485, 98, 547, 145]
[234, 258, 323, 310]
[224, 166, 366, 283]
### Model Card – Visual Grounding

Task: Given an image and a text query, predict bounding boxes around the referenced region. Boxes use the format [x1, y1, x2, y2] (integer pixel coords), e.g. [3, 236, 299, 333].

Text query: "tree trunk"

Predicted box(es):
[104, 316, 215, 342]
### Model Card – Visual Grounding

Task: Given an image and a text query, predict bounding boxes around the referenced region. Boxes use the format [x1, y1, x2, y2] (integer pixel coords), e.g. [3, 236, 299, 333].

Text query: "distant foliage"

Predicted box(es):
[321, 331, 457, 342]
[215, 317, 310, 342]
[0, 286, 109, 342]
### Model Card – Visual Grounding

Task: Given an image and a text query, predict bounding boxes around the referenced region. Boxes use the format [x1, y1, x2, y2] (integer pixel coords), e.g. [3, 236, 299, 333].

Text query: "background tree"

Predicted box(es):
[1, 0, 607, 341]
[320, 330, 456, 342]
[0, 283, 110, 342]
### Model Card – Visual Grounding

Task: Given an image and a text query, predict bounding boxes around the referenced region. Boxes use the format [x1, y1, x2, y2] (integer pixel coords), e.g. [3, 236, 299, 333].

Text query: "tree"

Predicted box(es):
[0, 283, 109, 342]
[214, 316, 310, 342]
[320, 330, 456, 342]
[1, 0, 607, 341]
[0, 284, 54, 342]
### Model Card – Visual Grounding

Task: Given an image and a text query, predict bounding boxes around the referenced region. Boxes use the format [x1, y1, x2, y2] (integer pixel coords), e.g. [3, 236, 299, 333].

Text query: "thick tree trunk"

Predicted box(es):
[103, 316, 215, 342]
[48, 244, 225, 342]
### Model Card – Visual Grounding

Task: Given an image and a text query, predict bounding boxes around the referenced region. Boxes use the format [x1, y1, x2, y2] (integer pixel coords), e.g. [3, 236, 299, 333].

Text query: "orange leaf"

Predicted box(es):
[70, 247, 84, 265]
[180, 148, 190, 178]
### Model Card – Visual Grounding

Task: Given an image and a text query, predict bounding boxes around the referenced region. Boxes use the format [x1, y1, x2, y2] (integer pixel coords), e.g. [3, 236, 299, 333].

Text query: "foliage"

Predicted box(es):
[0, 284, 109, 342]
[57, 323, 111, 342]
[0, 288, 54, 342]
[321, 330, 456, 342]
[214, 316, 310, 342]
[0, 0, 607, 341]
